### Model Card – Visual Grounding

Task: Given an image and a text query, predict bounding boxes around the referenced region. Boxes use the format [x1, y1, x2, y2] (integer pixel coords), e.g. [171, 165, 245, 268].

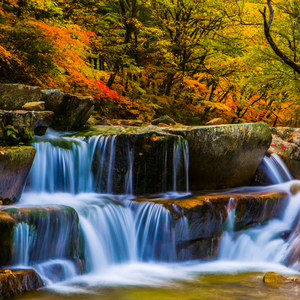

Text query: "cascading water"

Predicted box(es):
[11, 129, 190, 287]
[9, 127, 300, 294]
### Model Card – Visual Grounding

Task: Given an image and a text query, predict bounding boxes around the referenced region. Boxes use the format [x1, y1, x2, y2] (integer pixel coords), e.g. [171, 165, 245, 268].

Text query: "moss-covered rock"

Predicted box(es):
[0, 84, 42, 110]
[0, 269, 43, 299]
[0, 146, 35, 203]
[151, 115, 176, 126]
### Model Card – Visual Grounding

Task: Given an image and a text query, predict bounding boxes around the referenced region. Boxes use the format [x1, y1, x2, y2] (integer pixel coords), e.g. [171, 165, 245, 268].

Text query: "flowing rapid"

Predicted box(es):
[9, 130, 300, 292]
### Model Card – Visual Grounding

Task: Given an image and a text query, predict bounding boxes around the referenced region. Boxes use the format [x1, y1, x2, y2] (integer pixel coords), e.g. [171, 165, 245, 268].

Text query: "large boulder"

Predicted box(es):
[0, 206, 79, 266]
[0, 269, 43, 299]
[41, 90, 94, 129]
[167, 123, 272, 190]
[0, 146, 35, 204]
[0, 84, 42, 110]
[134, 190, 287, 260]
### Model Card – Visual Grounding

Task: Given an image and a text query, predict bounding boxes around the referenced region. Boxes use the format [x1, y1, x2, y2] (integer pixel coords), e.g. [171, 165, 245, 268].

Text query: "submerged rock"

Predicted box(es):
[0, 84, 42, 110]
[0, 146, 35, 204]
[0, 269, 43, 299]
[263, 272, 300, 284]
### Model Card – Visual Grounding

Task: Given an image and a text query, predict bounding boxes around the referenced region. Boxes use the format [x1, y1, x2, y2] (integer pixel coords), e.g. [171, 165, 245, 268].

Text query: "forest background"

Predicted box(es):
[0, 0, 300, 126]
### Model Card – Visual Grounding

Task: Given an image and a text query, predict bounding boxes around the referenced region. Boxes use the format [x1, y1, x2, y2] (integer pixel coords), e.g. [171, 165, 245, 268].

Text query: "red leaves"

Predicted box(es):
[281, 145, 286, 150]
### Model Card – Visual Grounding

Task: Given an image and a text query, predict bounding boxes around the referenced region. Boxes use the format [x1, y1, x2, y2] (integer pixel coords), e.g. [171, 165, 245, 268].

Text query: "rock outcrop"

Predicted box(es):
[0, 269, 43, 299]
[0, 146, 35, 204]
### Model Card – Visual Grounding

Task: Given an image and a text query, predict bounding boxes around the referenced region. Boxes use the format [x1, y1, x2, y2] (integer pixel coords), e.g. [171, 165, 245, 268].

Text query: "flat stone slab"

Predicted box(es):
[0, 269, 43, 299]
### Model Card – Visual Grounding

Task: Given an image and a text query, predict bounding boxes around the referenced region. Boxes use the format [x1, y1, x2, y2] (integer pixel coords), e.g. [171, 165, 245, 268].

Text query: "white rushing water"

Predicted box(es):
[10, 132, 300, 292]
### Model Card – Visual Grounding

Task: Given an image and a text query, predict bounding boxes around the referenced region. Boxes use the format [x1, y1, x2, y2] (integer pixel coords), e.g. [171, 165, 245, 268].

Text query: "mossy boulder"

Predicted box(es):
[41, 90, 94, 129]
[0, 206, 79, 266]
[0, 269, 43, 299]
[151, 115, 176, 126]
[167, 123, 272, 190]
[0, 146, 35, 204]
[0, 84, 42, 110]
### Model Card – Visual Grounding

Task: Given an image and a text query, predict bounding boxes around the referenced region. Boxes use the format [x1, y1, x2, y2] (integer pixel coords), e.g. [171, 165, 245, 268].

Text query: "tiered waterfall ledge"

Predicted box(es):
[134, 190, 289, 260]
[73, 122, 271, 193]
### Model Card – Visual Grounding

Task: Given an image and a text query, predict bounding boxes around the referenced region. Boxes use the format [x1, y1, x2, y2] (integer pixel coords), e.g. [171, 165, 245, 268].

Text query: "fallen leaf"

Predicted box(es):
[281, 145, 286, 150]
[271, 143, 275, 146]
[280, 129, 285, 132]
[139, 153, 143, 156]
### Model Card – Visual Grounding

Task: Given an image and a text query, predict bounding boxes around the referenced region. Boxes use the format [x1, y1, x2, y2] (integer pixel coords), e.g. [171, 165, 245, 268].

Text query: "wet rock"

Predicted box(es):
[233, 190, 288, 230]
[0, 206, 79, 266]
[22, 101, 45, 111]
[135, 190, 287, 260]
[290, 183, 300, 195]
[168, 123, 271, 190]
[263, 272, 289, 283]
[0, 269, 44, 299]
[205, 118, 224, 125]
[0, 110, 54, 143]
[151, 115, 176, 126]
[0, 84, 42, 110]
[0, 146, 35, 204]
[41, 90, 94, 129]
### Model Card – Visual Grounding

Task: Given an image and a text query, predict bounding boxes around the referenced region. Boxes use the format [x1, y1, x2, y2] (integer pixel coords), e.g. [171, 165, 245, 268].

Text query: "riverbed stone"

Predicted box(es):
[0, 84, 42, 110]
[0, 146, 35, 204]
[0, 269, 43, 299]
[41, 90, 94, 129]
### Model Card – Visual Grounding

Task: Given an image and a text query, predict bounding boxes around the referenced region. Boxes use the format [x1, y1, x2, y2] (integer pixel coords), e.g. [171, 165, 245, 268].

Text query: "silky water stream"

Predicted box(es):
[7, 130, 300, 299]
